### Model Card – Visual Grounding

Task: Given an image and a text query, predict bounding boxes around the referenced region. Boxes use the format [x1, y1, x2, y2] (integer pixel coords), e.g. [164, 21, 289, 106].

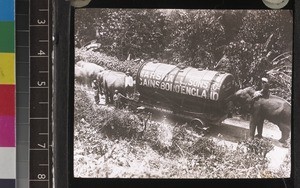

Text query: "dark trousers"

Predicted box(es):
[94, 90, 99, 103]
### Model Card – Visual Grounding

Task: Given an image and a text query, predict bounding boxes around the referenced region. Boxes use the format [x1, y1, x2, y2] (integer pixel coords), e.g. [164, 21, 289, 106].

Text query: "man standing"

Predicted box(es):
[260, 77, 270, 98]
[253, 77, 270, 99]
[113, 90, 125, 109]
[91, 80, 100, 104]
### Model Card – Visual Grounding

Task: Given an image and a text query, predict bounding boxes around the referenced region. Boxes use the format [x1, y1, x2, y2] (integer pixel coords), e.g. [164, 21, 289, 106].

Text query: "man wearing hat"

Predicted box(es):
[253, 77, 270, 99]
[91, 79, 100, 104]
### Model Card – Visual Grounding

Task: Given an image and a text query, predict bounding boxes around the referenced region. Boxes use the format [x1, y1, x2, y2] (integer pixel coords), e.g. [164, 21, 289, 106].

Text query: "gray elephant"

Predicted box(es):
[234, 87, 291, 143]
[97, 70, 127, 104]
[76, 61, 105, 87]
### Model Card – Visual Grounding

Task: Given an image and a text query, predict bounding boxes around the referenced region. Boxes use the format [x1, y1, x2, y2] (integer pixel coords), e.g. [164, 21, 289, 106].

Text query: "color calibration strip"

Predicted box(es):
[0, 0, 16, 188]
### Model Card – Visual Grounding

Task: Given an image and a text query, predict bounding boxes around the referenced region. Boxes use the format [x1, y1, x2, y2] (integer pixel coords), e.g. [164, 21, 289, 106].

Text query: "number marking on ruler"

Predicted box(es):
[29, 0, 52, 188]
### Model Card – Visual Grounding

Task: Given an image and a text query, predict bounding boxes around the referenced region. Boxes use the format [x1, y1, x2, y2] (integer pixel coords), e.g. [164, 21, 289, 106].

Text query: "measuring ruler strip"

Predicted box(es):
[29, 0, 52, 188]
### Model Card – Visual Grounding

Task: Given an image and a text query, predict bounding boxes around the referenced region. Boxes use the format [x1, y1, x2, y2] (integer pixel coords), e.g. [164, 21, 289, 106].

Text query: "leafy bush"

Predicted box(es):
[240, 138, 274, 157]
[190, 137, 223, 157]
[186, 137, 274, 178]
[75, 9, 292, 65]
[75, 49, 142, 78]
[74, 86, 144, 139]
[99, 109, 144, 139]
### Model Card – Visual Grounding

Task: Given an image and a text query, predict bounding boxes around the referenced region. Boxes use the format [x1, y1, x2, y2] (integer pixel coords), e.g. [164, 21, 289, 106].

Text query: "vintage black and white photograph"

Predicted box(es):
[73, 9, 292, 178]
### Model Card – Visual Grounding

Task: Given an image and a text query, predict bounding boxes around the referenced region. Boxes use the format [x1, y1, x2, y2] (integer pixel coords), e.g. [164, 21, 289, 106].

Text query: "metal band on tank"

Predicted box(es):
[218, 73, 235, 100]
[171, 66, 187, 93]
[176, 67, 193, 87]
[207, 72, 220, 101]
[136, 61, 148, 89]
[182, 68, 209, 99]
[158, 65, 179, 90]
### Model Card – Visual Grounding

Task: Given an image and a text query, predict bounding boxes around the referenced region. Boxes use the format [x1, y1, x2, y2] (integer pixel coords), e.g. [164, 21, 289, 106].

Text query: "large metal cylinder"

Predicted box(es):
[136, 62, 235, 115]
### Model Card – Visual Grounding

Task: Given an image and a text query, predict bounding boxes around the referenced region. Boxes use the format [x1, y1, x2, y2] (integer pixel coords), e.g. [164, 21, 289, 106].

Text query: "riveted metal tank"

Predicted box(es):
[136, 62, 235, 121]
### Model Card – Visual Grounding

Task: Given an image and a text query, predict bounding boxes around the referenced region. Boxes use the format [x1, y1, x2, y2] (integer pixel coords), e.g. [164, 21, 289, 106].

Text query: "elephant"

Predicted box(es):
[75, 61, 105, 87]
[234, 87, 291, 143]
[74, 65, 86, 85]
[97, 70, 127, 104]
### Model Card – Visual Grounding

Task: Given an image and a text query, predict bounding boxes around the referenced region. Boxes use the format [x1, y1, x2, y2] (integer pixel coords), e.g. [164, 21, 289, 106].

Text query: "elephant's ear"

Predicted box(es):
[245, 93, 253, 103]
[246, 87, 256, 98]
[240, 87, 255, 103]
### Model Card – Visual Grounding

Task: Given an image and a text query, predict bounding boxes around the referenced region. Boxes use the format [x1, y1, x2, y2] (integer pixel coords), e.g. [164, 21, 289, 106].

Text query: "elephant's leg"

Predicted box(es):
[249, 107, 263, 140]
[83, 78, 88, 87]
[249, 117, 256, 140]
[278, 124, 290, 143]
[107, 92, 111, 104]
[255, 118, 264, 139]
[105, 92, 109, 104]
[106, 89, 112, 104]
[110, 92, 114, 104]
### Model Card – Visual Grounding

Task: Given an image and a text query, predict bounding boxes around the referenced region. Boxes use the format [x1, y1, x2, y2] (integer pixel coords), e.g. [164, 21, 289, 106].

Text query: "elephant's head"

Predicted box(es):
[233, 87, 256, 113]
[234, 87, 256, 104]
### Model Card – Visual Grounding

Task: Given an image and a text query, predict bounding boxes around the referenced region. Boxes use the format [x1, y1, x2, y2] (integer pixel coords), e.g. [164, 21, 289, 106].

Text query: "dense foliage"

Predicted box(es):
[75, 9, 292, 101]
